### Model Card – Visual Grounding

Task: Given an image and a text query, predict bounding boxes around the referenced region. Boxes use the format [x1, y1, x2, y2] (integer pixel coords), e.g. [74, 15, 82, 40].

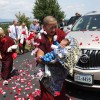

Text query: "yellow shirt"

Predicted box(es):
[47, 36, 53, 43]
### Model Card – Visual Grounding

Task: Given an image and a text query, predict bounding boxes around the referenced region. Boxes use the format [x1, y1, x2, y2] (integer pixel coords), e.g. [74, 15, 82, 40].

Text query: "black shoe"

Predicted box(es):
[9, 69, 19, 78]
[18, 53, 22, 55]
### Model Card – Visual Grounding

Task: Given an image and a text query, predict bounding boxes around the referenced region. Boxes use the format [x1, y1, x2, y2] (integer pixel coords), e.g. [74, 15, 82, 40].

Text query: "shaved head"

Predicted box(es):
[43, 16, 57, 26]
[0, 28, 5, 40]
[43, 16, 58, 36]
[0, 28, 4, 35]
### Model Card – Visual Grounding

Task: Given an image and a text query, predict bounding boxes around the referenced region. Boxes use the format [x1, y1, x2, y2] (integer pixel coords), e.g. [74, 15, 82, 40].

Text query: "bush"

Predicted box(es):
[0, 22, 12, 35]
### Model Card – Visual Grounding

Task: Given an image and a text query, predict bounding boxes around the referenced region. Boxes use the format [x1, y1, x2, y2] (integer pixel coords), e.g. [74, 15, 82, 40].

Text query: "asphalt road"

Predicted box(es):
[65, 82, 100, 100]
[0, 52, 100, 100]
[0, 52, 39, 100]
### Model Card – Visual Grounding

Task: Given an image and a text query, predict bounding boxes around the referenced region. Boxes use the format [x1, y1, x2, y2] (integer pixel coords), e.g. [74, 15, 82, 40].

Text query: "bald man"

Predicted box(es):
[0, 28, 18, 83]
[34, 16, 68, 100]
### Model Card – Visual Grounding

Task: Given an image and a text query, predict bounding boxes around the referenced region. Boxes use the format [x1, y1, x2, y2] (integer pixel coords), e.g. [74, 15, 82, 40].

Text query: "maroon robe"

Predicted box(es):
[0, 36, 15, 80]
[37, 29, 69, 100]
[38, 28, 66, 54]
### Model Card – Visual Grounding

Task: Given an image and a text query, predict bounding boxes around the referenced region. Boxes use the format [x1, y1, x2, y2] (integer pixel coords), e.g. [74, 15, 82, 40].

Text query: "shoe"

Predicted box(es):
[12, 69, 19, 75]
[3, 80, 8, 85]
[10, 69, 19, 78]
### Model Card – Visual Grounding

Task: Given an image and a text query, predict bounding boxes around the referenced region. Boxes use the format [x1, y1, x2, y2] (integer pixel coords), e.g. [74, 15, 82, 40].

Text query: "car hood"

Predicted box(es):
[67, 31, 100, 50]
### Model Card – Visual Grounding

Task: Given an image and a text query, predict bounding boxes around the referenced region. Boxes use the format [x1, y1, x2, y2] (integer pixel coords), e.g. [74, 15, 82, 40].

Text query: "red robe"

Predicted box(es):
[38, 28, 66, 54]
[37, 29, 68, 99]
[0, 36, 15, 80]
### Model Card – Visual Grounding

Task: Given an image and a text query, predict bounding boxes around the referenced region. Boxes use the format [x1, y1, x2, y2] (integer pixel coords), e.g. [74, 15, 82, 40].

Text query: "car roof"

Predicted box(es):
[84, 11, 100, 16]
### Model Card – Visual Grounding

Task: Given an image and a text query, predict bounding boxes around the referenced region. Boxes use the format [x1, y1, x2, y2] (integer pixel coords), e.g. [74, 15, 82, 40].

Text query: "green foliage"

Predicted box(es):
[0, 23, 12, 35]
[32, 0, 65, 24]
[15, 12, 31, 29]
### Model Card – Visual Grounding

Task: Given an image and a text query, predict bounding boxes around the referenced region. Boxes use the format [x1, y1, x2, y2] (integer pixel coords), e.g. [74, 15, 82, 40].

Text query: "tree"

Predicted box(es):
[32, 0, 65, 24]
[15, 12, 31, 29]
[0, 23, 12, 35]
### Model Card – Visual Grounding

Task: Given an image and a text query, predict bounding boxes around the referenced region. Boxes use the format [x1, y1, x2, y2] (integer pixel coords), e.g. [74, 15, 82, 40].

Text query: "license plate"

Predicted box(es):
[74, 73, 93, 84]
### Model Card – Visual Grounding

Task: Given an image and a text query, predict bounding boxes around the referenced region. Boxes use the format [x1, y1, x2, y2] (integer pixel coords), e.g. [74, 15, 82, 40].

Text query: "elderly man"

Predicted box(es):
[18, 22, 28, 54]
[35, 16, 69, 100]
[29, 19, 40, 33]
[8, 20, 20, 42]
[0, 28, 18, 84]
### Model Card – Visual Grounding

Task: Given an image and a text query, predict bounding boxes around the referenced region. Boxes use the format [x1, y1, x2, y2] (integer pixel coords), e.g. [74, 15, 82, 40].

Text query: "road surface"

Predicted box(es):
[0, 52, 100, 100]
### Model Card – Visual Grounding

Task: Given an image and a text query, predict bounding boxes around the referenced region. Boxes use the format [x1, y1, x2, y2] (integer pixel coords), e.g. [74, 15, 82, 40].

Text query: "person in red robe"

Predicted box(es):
[35, 16, 70, 100]
[0, 28, 18, 83]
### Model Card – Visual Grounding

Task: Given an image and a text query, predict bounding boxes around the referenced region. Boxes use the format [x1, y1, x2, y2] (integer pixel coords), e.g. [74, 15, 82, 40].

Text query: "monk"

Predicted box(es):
[0, 28, 18, 84]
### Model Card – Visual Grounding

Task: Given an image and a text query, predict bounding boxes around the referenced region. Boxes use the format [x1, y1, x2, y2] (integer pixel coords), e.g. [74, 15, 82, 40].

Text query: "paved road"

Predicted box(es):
[0, 52, 100, 100]
[0, 52, 40, 100]
[65, 82, 100, 100]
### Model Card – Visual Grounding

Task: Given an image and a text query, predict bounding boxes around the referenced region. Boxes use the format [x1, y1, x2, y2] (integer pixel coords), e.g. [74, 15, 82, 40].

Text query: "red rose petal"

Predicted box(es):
[80, 42, 82, 45]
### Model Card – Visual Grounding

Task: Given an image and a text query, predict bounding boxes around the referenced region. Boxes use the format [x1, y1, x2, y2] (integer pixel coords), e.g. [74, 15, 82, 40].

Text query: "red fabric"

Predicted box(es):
[38, 38, 43, 43]
[1, 57, 13, 80]
[38, 28, 66, 54]
[55, 28, 66, 42]
[22, 31, 26, 35]
[54, 91, 60, 96]
[0, 36, 15, 80]
[1, 38, 7, 42]
[19, 43, 23, 47]
[37, 29, 68, 100]
[40, 82, 69, 100]
[12, 53, 17, 59]
[27, 32, 35, 40]
[0, 36, 15, 60]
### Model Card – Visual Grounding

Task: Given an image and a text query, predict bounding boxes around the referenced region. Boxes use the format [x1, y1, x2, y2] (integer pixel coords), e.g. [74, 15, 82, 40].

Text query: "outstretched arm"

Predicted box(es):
[36, 48, 44, 63]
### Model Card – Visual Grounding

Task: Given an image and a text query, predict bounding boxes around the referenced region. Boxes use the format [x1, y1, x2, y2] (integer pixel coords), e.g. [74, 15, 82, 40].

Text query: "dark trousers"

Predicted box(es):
[1, 58, 13, 80]
[19, 39, 26, 54]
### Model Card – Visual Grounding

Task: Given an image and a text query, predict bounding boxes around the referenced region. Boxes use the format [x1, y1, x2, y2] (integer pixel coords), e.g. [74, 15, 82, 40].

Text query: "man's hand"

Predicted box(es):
[16, 38, 19, 41]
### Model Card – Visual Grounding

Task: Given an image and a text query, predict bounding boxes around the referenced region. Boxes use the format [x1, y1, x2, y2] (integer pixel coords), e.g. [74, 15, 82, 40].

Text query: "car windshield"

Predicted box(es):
[72, 14, 100, 31]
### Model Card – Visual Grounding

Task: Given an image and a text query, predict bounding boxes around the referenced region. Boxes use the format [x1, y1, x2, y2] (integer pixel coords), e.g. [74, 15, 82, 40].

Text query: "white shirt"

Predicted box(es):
[9, 25, 20, 40]
[18, 25, 28, 44]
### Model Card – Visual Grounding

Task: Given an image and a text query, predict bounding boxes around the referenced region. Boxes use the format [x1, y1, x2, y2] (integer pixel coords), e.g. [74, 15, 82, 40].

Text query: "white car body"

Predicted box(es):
[65, 11, 100, 89]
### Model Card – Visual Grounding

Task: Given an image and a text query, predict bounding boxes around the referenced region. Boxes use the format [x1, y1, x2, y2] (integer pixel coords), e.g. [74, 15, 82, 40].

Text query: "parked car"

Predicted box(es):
[65, 11, 100, 89]
[67, 15, 80, 26]
[63, 15, 81, 34]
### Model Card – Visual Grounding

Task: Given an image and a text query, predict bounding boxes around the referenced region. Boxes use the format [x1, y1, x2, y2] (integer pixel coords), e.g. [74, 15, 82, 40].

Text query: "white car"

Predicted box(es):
[65, 11, 100, 89]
